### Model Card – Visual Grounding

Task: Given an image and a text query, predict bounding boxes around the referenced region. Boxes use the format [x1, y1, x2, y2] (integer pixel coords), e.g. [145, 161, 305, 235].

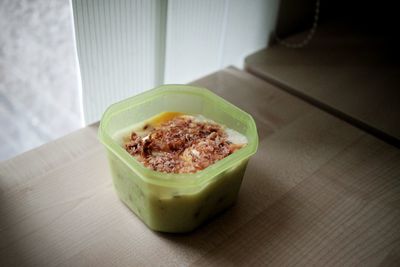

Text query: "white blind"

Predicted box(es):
[165, 0, 280, 84]
[72, 0, 278, 123]
[72, 0, 166, 124]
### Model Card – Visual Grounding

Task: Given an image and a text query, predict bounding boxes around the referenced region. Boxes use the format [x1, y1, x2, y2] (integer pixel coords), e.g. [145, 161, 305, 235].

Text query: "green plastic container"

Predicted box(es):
[98, 85, 258, 233]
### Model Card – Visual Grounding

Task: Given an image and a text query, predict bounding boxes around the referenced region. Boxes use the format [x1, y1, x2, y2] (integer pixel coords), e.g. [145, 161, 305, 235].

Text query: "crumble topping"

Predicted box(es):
[124, 115, 245, 173]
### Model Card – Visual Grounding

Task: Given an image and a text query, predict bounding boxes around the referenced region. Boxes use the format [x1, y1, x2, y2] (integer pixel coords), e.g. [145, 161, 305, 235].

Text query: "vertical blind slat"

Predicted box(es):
[72, 0, 166, 124]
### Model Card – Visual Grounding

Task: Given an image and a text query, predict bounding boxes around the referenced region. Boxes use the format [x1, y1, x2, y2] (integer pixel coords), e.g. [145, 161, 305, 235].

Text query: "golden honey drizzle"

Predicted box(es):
[148, 111, 185, 127]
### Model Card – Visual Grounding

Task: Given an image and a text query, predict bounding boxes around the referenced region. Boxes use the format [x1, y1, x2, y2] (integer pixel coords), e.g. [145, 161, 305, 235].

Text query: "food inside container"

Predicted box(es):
[98, 85, 258, 233]
[114, 112, 248, 174]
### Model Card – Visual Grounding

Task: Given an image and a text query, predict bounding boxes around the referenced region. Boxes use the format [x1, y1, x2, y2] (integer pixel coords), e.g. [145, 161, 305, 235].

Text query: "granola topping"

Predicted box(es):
[124, 114, 246, 173]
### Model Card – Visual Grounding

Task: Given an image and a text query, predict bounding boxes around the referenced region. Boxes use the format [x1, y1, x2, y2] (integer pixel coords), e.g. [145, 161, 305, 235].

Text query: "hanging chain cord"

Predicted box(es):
[275, 0, 320, 48]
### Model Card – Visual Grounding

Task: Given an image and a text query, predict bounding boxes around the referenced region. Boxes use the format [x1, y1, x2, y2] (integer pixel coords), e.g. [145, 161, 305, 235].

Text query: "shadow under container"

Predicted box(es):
[98, 85, 258, 233]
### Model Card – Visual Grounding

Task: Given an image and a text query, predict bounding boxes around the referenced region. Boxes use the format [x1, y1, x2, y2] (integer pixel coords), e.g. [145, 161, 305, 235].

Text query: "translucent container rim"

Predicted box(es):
[98, 85, 258, 188]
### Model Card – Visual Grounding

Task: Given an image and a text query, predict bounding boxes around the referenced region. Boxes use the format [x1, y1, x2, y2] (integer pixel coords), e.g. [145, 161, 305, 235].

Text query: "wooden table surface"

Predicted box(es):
[245, 21, 400, 145]
[1, 68, 399, 266]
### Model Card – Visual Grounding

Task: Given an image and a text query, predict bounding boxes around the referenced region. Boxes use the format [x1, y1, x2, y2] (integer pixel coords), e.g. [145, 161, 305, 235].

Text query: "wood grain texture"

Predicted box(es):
[1, 68, 399, 266]
[245, 21, 400, 146]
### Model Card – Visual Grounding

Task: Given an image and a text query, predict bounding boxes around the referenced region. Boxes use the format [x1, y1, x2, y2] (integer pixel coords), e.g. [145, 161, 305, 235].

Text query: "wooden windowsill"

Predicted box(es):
[1, 68, 399, 266]
[245, 21, 400, 147]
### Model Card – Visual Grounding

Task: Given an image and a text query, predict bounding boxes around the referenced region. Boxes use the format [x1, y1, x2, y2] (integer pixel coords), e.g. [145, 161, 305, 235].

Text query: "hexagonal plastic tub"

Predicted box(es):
[98, 85, 258, 233]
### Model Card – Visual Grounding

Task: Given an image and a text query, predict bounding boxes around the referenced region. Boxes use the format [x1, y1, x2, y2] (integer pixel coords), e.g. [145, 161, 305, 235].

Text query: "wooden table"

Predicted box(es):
[1, 68, 399, 266]
[245, 21, 400, 146]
